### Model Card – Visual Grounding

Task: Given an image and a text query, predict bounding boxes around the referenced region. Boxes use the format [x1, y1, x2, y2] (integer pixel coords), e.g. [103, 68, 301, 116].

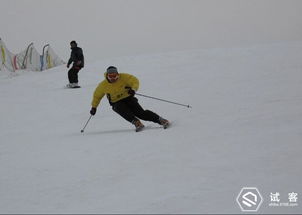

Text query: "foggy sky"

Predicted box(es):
[1, 0, 302, 62]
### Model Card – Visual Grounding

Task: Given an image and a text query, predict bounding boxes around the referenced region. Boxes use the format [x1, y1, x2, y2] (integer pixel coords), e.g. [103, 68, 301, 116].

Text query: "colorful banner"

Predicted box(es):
[0, 39, 65, 72]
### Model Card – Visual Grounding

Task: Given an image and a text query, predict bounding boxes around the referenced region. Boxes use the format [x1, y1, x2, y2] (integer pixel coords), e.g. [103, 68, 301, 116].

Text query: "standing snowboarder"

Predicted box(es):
[90, 66, 170, 131]
[66, 40, 84, 88]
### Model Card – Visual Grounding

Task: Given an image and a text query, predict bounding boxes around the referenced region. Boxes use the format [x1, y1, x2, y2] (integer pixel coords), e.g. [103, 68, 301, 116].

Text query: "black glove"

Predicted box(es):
[125, 87, 135, 96]
[90, 107, 97, 115]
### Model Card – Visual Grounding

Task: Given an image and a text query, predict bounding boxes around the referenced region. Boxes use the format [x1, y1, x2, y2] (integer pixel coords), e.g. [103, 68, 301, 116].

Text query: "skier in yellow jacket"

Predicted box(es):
[90, 66, 169, 131]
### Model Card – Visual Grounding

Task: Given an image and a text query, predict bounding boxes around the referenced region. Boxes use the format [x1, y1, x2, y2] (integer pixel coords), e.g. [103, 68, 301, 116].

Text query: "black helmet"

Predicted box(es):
[70, 40, 77, 46]
[106, 66, 118, 74]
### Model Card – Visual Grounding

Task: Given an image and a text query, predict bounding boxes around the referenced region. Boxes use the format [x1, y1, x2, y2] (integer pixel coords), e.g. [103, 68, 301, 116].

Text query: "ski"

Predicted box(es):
[135, 122, 171, 132]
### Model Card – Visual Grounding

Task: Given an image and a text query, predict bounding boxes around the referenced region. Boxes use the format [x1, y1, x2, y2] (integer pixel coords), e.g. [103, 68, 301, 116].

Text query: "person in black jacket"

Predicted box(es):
[66, 40, 84, 88]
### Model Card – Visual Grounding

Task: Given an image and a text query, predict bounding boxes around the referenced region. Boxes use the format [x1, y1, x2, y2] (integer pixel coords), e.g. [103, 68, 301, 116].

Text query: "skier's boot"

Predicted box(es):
[158, 117, 170, 129]
[132, 119, 145, 132]
[72, 83, 79, 88]
[66, 83, 80, 88]
[66, 83, 73, 88]
[71, 83, 80, 88]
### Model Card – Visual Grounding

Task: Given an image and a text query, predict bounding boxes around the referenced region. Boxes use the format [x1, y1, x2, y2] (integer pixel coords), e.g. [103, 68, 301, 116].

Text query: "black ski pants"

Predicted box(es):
[68, 67, 81, 83]
[112, 96, 160, 124]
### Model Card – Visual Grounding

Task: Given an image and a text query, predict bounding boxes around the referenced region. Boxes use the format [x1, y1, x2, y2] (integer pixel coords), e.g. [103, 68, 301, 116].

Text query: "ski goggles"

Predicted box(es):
[107, 72, 119, 81]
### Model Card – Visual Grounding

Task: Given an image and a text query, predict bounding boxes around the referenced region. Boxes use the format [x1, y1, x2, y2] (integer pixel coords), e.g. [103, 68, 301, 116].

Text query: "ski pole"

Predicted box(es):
[81, 115, 93, 133]
[136, 93, 192, 108]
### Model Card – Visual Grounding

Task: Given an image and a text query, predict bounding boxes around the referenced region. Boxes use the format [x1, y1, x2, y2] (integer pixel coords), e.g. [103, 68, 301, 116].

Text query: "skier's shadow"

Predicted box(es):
[86, 125, 161, 135]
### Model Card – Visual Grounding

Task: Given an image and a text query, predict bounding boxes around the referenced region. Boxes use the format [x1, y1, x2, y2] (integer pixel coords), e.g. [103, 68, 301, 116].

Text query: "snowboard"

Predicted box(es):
[64, 85, 81, 89]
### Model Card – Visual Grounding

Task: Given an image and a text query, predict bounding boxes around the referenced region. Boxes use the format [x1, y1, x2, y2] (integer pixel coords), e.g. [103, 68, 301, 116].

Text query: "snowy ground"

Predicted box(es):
[1, 42, 302, 214]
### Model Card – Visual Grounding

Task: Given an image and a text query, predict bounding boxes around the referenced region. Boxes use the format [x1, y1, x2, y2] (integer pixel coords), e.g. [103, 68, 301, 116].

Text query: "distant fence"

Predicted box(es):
[0, 38, 65, 72]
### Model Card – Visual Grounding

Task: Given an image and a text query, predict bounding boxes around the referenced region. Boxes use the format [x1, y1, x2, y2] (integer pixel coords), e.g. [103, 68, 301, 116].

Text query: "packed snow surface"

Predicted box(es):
[1, 42, 301, 213]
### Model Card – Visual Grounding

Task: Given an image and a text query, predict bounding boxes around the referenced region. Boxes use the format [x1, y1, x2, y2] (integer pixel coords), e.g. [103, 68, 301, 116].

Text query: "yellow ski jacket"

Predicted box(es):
[91, 73, 139, 108]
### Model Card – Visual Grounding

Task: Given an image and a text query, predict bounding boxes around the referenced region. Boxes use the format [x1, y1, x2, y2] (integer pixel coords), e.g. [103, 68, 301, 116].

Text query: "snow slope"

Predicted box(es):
[1, 42, 302, 214]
